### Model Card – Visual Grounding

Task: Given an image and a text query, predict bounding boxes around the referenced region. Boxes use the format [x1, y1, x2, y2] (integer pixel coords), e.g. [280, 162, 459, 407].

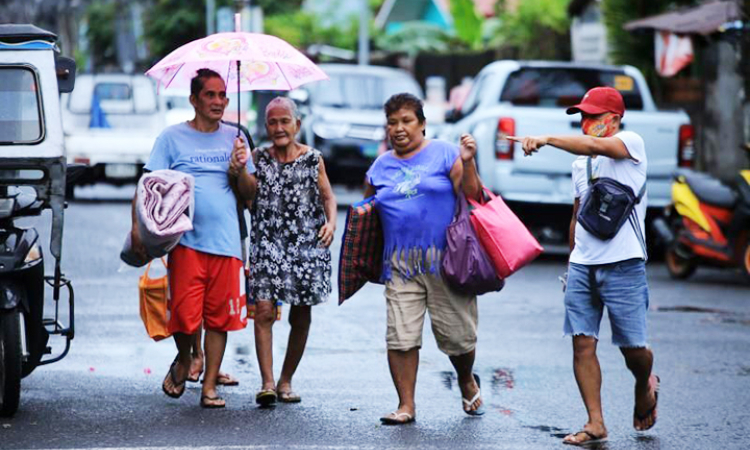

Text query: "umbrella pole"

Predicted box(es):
[236, 60, 241, 139]
[236, 59, 256, 150]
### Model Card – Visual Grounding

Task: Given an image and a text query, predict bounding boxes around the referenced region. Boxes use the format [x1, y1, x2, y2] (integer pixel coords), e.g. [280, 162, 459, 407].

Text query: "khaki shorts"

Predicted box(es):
[385, 251, 478, 356]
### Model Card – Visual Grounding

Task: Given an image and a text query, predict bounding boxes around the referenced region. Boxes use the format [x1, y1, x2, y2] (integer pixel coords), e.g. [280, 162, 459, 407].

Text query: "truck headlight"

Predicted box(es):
[24, 243, 42, 264]
[312, 122, 349, 139]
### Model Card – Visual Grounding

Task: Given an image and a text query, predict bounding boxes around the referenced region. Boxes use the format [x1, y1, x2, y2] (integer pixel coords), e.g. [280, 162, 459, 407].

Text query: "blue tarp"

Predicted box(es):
[89, 90, 111, 129]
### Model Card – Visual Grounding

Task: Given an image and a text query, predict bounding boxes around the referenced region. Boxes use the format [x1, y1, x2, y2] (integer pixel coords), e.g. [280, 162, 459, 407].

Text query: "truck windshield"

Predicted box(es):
[310, 74, 421, 109]
[0, 67, 42, 143]
[500, 68, 644, 110]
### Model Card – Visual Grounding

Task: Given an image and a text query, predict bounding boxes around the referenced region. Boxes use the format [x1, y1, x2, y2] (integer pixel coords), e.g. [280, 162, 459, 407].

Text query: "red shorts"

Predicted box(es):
[167, 245, 247, 334]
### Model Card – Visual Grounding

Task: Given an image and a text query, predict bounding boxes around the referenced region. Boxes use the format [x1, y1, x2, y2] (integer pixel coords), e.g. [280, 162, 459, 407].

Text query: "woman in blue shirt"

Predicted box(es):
[364, 93, 483, 424]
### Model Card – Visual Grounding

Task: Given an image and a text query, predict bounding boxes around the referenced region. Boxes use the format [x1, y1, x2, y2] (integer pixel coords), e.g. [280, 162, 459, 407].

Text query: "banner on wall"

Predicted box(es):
[655, 31, 694, 77]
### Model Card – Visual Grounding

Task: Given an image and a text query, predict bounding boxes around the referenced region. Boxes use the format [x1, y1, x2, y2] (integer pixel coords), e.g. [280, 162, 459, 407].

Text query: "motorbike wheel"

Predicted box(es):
[0, 309, 22, 417]
[666, 244, 697, 279]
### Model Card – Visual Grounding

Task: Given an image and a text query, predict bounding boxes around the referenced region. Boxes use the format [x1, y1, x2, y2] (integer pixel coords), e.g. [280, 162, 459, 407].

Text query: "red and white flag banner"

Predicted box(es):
[655, 31, 694, 77]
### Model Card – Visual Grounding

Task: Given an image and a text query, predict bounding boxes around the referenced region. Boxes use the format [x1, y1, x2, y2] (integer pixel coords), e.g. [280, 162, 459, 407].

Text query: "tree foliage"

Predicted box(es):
[374, 21, 466, 55]
[450, 0, 484, 50]
[264, 10, 364, 51]
[491, 0, 572, 59]
[254, 0, 305, 16]
[85, 0, 117, 68]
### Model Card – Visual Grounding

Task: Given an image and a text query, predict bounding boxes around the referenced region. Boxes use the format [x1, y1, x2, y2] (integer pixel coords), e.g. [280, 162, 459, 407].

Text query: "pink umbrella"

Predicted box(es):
[145, 31, 328, 142]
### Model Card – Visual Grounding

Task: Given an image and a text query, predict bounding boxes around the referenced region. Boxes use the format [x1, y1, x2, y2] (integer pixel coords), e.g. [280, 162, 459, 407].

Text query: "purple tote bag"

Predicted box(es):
[441, 193, 505, 296]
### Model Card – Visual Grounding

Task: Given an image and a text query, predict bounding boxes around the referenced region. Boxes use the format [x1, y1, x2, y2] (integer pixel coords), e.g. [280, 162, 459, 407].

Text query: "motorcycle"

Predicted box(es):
[654, 159, 750, 280]
[0, 23, 78, 417]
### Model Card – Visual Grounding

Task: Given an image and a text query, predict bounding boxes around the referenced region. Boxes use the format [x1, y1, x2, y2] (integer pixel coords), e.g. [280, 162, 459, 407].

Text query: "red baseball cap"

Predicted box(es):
[566, 87, 625, 117]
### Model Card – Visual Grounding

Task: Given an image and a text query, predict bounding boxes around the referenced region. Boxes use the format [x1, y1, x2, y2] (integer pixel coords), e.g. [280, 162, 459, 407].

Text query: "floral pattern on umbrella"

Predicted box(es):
[146, 32, 328, 93]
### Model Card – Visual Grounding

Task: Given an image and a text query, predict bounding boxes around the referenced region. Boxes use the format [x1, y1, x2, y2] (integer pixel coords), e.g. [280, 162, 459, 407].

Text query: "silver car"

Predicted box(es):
[292, 64, 423, 186]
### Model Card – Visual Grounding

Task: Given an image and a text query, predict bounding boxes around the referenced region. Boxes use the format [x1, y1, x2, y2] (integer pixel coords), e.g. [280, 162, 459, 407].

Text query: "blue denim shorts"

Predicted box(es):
[563, 258, 650, 348]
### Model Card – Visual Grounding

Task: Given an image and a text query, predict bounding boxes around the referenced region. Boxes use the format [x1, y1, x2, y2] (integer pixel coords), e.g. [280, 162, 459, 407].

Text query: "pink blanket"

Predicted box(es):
[137, 170, 194, 237]
[123, 170, 193, 264]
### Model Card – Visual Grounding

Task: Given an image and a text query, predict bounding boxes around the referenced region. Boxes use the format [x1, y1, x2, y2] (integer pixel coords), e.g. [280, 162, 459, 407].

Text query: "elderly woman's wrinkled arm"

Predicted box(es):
[317, 157, 337, 247]
[229, 138, 257, 202]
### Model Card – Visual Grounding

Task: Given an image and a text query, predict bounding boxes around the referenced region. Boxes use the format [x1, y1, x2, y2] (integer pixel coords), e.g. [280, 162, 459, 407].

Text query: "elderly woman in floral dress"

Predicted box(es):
[249, 97, 336, 406]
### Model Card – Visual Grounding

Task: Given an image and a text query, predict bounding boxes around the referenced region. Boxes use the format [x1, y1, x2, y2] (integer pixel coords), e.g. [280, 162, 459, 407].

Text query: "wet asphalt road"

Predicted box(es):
[2, 185, 750, 450]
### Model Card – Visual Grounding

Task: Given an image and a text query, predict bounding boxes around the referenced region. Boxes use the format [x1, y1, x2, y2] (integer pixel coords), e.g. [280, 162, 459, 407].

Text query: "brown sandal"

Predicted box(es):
[200, 395, 226, 408]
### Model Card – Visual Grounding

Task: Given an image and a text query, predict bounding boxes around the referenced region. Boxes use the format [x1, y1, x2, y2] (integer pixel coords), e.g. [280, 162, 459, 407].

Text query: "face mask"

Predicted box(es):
[582, 114, 619, 137]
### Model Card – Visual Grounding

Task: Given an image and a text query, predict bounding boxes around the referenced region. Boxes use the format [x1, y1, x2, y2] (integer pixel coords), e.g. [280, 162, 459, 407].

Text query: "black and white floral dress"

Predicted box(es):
[250, 147, 331, 306]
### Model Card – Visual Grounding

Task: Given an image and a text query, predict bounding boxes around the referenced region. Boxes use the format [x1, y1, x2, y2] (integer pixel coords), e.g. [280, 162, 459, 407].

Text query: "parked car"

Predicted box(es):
[439, 60, 694, 245]
[291, 64, 424, 186]
[61, 73, 165, 194]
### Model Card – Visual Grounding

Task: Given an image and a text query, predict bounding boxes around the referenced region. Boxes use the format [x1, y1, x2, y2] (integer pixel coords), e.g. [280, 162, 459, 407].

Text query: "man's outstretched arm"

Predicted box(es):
[508, 135, 632, 160]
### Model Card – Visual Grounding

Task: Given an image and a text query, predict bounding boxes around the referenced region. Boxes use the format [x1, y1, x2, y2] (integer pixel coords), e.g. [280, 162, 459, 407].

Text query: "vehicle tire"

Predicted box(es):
[65, 182, 75, 200]
[0, 309, 22, 417]
[743, 243, 750, 280]
[665, 244, 696, 279]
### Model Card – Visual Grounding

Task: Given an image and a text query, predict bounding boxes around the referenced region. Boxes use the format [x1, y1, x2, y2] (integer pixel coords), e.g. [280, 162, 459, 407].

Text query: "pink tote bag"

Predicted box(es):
[468, 188, 543, 278]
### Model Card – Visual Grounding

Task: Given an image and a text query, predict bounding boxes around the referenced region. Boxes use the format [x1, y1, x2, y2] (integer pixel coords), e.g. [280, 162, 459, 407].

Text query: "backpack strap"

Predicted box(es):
[586, 157, 593, 184]
[628, 208, 648, 262]
[635, 179, 647, 203]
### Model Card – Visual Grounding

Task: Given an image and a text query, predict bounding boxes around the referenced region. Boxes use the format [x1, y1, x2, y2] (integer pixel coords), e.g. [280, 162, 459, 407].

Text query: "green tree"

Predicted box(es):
[450, 0, 484, 50]
[85, 0, 117, 69]
[254, 0, 304, 16]
[491, 0, 572, 59]
[374, 21, 465, 55]
[264, 10, 361, 51]
[143, 0, 234, 62]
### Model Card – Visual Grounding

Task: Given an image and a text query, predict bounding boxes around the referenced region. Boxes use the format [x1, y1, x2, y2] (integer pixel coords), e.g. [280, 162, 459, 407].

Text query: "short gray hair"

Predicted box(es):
[265, 96, 300, 121]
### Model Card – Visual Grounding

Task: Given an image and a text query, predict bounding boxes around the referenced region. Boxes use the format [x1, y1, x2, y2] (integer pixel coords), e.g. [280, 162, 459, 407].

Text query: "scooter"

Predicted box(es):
[654, 161, 750, 279]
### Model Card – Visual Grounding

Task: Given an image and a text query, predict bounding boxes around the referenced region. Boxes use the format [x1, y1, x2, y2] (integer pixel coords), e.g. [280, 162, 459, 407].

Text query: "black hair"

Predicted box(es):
[384, 93, 426, 123]
[190, 68, 223, 97]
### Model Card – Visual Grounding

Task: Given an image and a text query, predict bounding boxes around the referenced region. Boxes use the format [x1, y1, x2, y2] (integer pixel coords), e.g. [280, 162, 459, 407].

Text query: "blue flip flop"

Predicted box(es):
[463, 373, 485, 416]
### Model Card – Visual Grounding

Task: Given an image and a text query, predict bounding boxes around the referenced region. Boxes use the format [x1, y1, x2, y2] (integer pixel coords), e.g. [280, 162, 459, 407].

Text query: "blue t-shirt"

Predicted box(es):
[366, 140, 459, 280]
[144, 122, 256, 259]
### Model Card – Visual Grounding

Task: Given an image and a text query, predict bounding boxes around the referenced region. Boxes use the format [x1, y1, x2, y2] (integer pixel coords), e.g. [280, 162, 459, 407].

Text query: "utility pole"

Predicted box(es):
[358, 0, 370, 65]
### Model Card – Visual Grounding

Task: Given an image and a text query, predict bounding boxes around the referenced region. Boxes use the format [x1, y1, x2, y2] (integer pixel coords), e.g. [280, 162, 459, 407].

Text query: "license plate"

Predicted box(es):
[104, 163, 138, 179]
[361, 142, 380, 158]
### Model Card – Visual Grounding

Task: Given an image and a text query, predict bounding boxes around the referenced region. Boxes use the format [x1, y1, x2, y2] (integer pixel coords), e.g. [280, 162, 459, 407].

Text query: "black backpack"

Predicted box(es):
[577, 157, 647, 257]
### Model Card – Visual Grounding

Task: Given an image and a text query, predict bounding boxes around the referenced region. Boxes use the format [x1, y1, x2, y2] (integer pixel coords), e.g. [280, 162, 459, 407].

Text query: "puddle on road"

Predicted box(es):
[656, 306, 750, 327]
[440, 367, 516, 393]
[440, 371, 456, 390]
[439, 371, 515, 416]
[491, 368, 515, 392]
[526, 425, 610, 449]
[524, 425, 566, 438]
[655, 305, 729, 314]
[492, 405, 514, 416]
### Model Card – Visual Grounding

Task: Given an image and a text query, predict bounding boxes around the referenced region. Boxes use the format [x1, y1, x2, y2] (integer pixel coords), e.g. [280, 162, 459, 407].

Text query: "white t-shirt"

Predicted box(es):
[569, 130, 648, 265]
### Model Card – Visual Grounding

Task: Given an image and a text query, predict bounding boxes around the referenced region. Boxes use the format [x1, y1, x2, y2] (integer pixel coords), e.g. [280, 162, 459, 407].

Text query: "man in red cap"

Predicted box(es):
[509, 86, 659, 445]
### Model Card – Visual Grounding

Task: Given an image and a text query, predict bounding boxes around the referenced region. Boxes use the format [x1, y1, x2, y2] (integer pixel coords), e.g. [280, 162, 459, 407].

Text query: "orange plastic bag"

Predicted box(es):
[139, 258, 171, 341]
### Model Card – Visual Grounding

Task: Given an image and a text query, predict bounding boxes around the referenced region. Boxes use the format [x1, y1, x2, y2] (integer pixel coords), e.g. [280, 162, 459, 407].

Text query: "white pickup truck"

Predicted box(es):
[61, 74, 164, 192]
[440, 60, 694, 244]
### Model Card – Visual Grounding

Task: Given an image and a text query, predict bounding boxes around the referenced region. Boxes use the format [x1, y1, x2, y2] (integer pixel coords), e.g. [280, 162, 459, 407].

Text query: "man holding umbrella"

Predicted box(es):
[131, 68, 256, 408]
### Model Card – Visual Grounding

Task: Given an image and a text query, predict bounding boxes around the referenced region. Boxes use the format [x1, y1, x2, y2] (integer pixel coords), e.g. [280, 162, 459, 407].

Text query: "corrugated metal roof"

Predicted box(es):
[623, 1, 743, 36]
